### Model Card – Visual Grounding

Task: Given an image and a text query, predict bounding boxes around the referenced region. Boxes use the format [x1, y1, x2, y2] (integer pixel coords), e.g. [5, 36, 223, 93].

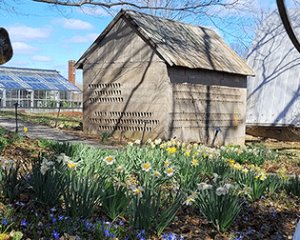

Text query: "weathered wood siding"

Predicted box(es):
[167, 67, 247, 145]
[82, 16, 170, 140]
[81, 15, 248, 145]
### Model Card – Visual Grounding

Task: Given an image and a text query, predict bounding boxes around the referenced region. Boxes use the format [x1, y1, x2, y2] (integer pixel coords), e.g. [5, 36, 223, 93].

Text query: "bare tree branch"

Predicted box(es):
[32, 0, 239, 11]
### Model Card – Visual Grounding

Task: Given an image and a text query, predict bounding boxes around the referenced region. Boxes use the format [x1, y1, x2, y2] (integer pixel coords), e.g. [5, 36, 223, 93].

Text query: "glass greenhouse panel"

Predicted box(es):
[0, 66, 82, 112]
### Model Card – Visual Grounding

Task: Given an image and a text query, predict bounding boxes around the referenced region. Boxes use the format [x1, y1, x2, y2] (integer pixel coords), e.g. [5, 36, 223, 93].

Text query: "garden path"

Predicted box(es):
[0, 115, 120, 150]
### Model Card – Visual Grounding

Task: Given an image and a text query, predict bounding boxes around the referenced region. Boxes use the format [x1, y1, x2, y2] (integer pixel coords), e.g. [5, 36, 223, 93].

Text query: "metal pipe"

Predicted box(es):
[14, 102, 18, 133]
[276, 0, 300, 54]
[55, 101, 62, 128]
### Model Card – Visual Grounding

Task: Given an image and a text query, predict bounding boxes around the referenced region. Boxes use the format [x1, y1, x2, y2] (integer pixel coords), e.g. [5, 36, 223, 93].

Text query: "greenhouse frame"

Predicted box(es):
[0, 66, 82, 112]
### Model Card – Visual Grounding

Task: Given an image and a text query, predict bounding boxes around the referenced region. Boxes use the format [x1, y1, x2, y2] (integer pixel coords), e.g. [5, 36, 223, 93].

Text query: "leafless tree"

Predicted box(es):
[4, 0, 299, 58]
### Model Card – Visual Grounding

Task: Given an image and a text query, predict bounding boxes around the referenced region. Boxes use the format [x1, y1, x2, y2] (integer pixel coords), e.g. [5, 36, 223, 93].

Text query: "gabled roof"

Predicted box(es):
[75, 9, 255, 76]
[0, 66, 81, 91]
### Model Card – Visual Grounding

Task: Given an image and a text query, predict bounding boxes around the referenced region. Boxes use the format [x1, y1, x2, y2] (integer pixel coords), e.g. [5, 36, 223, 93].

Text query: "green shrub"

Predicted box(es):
[196, 184, 243, 233]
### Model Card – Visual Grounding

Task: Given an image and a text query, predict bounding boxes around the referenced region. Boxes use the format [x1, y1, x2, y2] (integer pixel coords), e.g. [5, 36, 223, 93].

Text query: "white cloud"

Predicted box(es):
[52, 18, 94, 30]
[7, 23, 52, 42]
[30, 56, 53, 62]
[12, 42, 40, 55]
[7, 60, 29, 66]
[62, 33, 98, 43]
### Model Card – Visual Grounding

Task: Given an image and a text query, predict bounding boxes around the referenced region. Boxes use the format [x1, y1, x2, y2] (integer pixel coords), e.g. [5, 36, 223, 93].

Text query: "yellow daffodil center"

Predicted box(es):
[167, 168, 173, 174]
[136, 189, 141, 194]
[107, 157, 113, 162]
[143, 163, 150, 169]
[69, 163, 76, 169]
[117, 166, 123, 171]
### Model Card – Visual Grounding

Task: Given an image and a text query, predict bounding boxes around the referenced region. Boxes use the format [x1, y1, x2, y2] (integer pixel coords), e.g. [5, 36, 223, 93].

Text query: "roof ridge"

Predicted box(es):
[123, 8, 214, 32]
[0, 66, 59, 73]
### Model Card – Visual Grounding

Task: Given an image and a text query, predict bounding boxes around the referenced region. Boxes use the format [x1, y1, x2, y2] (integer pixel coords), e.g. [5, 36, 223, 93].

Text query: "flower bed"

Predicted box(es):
[0, 132, 299, 240]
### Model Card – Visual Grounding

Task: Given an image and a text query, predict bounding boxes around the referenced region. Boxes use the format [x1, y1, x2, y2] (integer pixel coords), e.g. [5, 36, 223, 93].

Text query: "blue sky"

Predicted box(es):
[2, 0, 115, 84]
[0, 0, 287, 85]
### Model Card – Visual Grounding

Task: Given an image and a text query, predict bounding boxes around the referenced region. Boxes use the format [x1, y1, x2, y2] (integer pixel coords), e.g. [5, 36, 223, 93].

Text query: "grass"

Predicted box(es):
[0, 111, 82, 129]
[0, 113, 300, 239]
[0, 130, 299, 239]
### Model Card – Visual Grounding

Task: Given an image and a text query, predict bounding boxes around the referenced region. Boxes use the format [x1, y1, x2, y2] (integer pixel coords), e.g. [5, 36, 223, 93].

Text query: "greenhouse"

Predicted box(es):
[0, 66, 82, 112]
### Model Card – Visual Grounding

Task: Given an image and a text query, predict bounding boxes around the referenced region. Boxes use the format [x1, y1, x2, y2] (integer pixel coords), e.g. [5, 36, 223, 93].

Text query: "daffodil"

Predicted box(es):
[42, 158, 54, 167]
[134, 139, 141, 145]
[128, 142, 133, 147]
[117, 166, 124, 173]
[185, 196, 195, 205]
[243, 186, 252, 195]
[103, 156, 116, 165]
[150, 142, 155, 148]
[229, 159, 235, 164]
[57, 153, 70, 164]
[164, 159, 171, 167]
[1, 158, 14, 170]
[197, 182, 213, 190]
[242, 168, 249, 174]
[166, 147, 176, 155]
[191, 158, 198, 166]
[213, 173, 220, 182]
[154, 138, 162, 145]
[260, 174, 267, 181]
[184, 151, 190, 157]
[216, 187, 228, 196]
[141, 162, 152, 172]
[160, 143, 167, 148]
[130, 185, 144, 198]
[146, 138, 152, 143]
[67, 161, 79, 170]
[165, 167, 175, 176]
[24, 126, 28, 132]
[154, 171, 161, 177]
[223, 183, 234, 190]
[40, 164, 49, 175]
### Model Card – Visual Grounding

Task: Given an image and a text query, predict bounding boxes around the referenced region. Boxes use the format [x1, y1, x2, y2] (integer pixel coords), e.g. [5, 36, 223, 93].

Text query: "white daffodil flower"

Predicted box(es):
[1, 158, 14, 170]
[103, 156, 116, 165]
[141, 162, 151, 172]
[216, 187, 228, 196]
[40, 164, 49, 175]
[130, 185, 144, 198]
[197, 182, 213, 190]
[165, 167, 175, 177]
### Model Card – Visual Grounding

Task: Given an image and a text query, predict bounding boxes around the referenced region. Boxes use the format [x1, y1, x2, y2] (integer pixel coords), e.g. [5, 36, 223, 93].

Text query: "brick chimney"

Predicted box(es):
[68, 60, 76, 85]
